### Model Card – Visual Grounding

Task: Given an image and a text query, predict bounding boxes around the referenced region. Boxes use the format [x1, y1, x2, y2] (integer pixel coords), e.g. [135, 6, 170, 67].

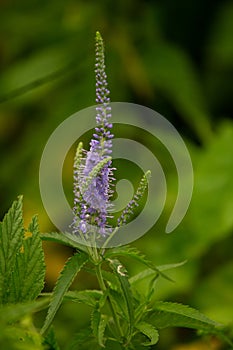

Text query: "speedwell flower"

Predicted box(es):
[72, 32, 114, 237]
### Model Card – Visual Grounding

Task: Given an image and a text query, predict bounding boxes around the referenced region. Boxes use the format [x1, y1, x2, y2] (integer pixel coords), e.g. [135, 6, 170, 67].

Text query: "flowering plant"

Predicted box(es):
[0, 32, 232, 350]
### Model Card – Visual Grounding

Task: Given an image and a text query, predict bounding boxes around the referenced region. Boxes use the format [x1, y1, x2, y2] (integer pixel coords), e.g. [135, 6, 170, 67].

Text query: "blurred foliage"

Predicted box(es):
[0, 0, 232, 349]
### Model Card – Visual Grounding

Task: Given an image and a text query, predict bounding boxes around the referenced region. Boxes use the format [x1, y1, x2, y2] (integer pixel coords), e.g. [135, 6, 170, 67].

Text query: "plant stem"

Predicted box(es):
[95, 263, 124, 339]
[101, 227, 119, 253]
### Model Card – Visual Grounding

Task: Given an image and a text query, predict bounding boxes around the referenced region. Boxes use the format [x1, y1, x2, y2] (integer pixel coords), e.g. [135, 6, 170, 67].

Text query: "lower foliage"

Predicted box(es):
[0, 197, 232, 349]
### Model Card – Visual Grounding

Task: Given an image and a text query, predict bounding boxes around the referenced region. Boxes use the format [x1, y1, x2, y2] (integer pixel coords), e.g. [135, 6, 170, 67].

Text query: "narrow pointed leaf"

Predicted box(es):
[129, 269, 159, 285]
[40, 232, 88, 253]
[108, 259, 134, 336]
[41, 252, 88, 334]
[64, 290, 103, 307]
[106, 246, 173, 282]
[98, 314, 107, 347]
[91, 308, 107, 348]
[156, 261, 187, 271]
[129, 261, 186, 285]
[109, 289, 128, 320]
[136, 322, 159, 346]
[91, 307, 100, 337]
[148, 301, 222, 332]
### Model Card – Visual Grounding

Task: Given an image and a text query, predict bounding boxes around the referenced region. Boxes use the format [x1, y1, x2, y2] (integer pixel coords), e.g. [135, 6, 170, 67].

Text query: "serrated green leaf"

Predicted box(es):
[91, 305, 107, 347]
[41, 252, 88, 334]
[105, 246, 152, 267]
[91, 307, 100, 337]
[8, 215, 45, 303]
[0, 197, 46, 304]
[136, 322, 159, 346]
[40, 232, 88, 253]
[98, 314, 107, 348]
[91, 307, 107, 348]
[64, 290, 103, 307]
[108, 289, 128, 321]
[106, 246, 173, 282]
[108, 259, 134, 337]
[0, 196, 24, 304]
[148, 301, 222, 333]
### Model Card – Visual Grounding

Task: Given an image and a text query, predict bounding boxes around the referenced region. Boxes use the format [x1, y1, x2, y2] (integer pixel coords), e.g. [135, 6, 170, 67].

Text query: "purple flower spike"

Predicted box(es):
[72, 32, 115, 238]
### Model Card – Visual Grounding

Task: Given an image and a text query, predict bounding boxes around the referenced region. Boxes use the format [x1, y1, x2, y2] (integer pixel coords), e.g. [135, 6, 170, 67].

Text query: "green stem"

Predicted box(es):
[95, 263, 124, 339]
[101, 226, 119, 253]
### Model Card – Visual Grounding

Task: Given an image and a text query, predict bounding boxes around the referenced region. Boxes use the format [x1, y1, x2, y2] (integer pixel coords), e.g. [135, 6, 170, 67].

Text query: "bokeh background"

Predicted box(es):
[0, 1, 233, 349]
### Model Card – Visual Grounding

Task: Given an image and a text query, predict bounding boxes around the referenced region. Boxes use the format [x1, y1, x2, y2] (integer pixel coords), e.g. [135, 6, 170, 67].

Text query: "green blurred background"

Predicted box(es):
[0, 0, 233, 349]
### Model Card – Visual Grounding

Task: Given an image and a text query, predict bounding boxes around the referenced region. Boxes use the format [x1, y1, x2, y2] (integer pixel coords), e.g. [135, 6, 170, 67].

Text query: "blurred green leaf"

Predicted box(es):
[0, 298, 46, 350]
[143, 43, 213, 142]
[190, 121, 233, 246]
[150, 120, 232, 258]
[193, 261, 233, 324]
[42, 327, 61, 350]
[148, 301, 221, 332]
[0, 300, 48, 349]
[67, 328, 101, 350]
[0, 324, 43, 350]
[0, 298, 49, 324]
[207, 1, 233, 67]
